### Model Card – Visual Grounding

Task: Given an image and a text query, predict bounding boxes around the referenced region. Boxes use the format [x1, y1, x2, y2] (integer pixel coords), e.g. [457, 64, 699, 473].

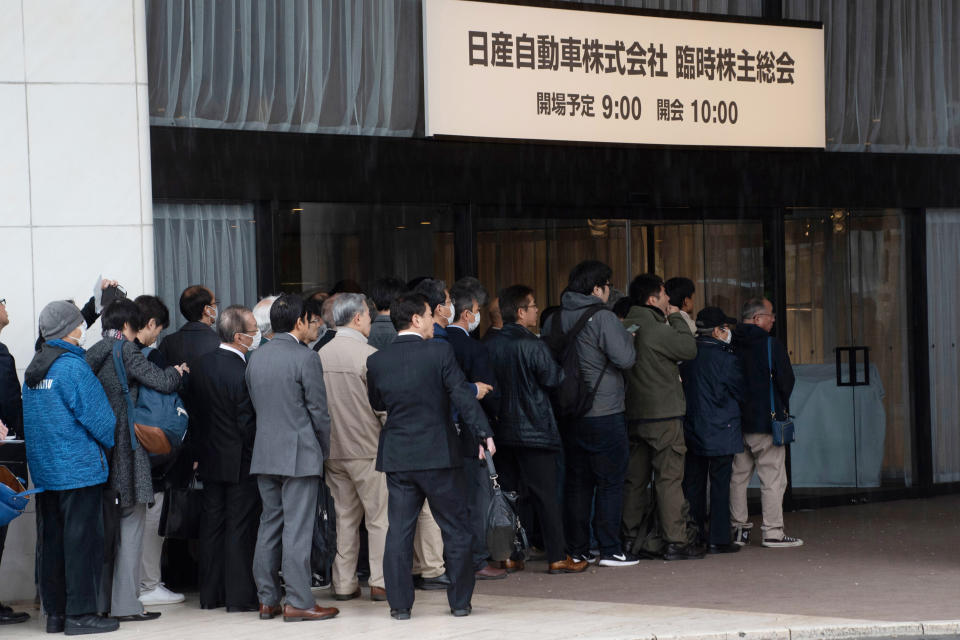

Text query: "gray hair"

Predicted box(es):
[217, 305, 252, 343]
[253, 295, 277, 334]
[453, 277, 489, 306]
[333, 293, 368, 328]
[740, 297, 768, 322]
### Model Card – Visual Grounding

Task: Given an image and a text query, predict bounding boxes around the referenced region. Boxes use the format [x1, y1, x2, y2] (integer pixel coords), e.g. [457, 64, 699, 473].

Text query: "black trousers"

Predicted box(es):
[37, 485, 104, 616]
[497, 446, 567, 563]
[563, 413, 629, 556]
[384, 468, 474, 611]
[462, 455, 493, 571]
[199, 477, 261, 609]
[682, 452, 734, 546]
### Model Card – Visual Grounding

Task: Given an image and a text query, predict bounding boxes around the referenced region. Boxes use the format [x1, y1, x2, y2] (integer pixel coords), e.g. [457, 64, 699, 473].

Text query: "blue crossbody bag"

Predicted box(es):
[768, 338, 796, 446]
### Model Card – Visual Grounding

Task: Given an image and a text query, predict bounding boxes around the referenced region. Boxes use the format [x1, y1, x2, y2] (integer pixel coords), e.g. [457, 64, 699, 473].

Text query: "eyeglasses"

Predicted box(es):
[308, 318, 321, 326]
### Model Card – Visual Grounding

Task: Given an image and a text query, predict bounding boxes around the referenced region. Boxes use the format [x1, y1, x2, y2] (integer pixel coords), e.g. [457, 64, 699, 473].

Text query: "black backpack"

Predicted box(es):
[544, 305, 609, 419]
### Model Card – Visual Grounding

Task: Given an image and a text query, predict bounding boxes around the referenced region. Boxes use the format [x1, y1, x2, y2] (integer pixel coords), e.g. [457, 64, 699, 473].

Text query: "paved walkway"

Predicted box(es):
[4, 495, 959, 639]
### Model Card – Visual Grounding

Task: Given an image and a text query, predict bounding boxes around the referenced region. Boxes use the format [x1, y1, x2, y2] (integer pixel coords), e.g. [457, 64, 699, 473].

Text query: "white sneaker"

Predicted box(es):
[138, 584, 185, 605]
[762, 535, 804, 548]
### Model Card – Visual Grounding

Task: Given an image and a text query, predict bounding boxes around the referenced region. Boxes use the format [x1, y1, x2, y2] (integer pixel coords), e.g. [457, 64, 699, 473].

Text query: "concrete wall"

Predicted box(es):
[0, 0, 153, 602]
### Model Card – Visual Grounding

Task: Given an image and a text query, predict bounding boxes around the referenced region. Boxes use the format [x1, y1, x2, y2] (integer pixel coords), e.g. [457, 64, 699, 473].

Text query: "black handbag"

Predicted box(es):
[483, 450, 527, 562]
[768, 338, 796, 446]
[159, 476, 203, 539]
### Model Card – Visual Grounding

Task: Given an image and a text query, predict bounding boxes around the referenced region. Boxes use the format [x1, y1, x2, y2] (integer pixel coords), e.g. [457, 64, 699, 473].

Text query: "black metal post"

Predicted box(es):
[905, 208, 933, 491]
[762, 207, 792, 505]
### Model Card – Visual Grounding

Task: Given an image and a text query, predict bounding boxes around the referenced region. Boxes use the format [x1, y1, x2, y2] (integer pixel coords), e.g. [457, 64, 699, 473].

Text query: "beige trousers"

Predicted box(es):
[412, 503, 445, 579]
[729, 433, 787, 540]
[324, 458, 388, 592]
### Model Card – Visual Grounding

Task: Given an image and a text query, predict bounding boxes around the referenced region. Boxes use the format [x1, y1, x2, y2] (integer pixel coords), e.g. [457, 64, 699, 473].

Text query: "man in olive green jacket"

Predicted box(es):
[620, 274, 702, 561]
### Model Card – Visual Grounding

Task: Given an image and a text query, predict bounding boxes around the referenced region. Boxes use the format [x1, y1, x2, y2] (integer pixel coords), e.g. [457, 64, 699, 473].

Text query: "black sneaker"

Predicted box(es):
[311, 572, 331, 590]
[707, 543, 742, 554]
[731, 524, 752, 547]
[598, 552, 641, 567]
[64, 614, 119, 635]
[572, 551, 599, 564]
[663, 543, 705, 561]
[762, 535, 803, 548]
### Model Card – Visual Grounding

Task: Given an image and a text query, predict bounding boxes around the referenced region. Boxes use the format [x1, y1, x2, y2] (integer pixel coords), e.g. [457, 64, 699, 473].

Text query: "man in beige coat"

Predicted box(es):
[319, 294, 390, 601]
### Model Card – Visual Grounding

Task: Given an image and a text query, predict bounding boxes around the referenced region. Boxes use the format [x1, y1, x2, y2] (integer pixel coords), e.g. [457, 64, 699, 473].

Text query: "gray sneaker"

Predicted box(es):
[762, 535, 803, 548]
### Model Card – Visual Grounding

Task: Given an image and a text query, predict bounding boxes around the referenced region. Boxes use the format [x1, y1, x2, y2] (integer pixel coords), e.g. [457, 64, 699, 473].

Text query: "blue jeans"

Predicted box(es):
[562, 413, 629, 556]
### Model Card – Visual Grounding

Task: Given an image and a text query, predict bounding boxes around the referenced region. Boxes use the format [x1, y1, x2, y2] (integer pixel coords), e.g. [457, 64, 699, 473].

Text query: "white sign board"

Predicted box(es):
[423, 0, 825, 148]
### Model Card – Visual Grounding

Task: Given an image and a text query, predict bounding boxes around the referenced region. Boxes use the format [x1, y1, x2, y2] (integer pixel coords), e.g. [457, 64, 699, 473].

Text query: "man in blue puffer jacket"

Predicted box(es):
[22, 300, 119, 635]
[679, 307, 745, 555]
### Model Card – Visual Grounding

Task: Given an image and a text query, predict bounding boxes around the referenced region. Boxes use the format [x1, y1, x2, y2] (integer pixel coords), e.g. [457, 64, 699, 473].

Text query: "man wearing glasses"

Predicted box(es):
[729, 298, 802, 549]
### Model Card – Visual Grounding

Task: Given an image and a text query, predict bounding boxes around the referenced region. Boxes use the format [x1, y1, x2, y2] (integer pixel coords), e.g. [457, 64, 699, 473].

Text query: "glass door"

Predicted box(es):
[652, 220, 764, 316]
[785, 209, 912, 492]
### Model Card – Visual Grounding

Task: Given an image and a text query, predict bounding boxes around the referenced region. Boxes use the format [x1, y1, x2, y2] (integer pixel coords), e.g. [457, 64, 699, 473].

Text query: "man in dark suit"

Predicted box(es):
[158, 285, 221, 488]
[191, 305, 262, 611]
[244, 294, 339, 622]
[366, 293, 495, 620]
[157, 285, 220, 369]
[445, 280, 505, 580]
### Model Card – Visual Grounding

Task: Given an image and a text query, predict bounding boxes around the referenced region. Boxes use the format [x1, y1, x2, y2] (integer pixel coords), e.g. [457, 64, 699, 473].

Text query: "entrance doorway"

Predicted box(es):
[784, 209, 913, 492]
[272, 203, 912, 494]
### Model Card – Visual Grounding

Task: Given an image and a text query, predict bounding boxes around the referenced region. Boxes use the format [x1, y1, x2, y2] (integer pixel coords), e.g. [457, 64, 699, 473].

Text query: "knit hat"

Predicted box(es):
[39, 300, 84, 341]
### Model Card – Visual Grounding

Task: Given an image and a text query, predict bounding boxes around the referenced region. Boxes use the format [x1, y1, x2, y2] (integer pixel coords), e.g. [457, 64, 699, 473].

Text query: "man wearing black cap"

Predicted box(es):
[679, 308, 744, 554]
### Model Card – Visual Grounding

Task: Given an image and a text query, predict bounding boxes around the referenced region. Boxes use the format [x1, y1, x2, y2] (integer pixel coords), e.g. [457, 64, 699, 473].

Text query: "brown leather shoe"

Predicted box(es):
[282, 604, 339, 622]
[500, 558, 525, 572]
[259, 603, 282, 620]
[370, 586, 387, 601]
[548, 555, 588, 574]
[475, 563, 507, 580]
[334, 588, 361, 601]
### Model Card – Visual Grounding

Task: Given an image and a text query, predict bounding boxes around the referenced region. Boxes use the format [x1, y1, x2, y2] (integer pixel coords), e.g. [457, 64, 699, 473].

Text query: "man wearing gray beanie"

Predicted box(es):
[22, 300, 120, 635]
[38, 300, 87, 343]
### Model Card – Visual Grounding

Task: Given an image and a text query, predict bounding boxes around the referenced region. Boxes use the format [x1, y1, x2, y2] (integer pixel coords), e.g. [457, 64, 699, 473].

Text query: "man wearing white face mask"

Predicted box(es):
[679, 307, 744, 555]
[190, 305, 261, 611]
[409, 278, 494, 589]
[158, 285, 221, 490]
[446, 280, 506, 580]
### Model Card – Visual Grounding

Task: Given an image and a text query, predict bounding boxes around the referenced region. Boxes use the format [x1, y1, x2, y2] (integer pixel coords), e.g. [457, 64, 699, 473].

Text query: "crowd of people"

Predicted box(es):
[0, 259, 802, 632]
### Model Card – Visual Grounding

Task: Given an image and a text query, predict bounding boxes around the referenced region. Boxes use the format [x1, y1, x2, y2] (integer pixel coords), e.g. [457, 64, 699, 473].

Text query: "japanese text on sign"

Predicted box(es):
[423, 0, 824, 148]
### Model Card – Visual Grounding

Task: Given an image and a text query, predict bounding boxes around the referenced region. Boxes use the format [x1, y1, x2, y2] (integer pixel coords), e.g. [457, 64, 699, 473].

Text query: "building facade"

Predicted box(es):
[2, 0, 960, 601]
